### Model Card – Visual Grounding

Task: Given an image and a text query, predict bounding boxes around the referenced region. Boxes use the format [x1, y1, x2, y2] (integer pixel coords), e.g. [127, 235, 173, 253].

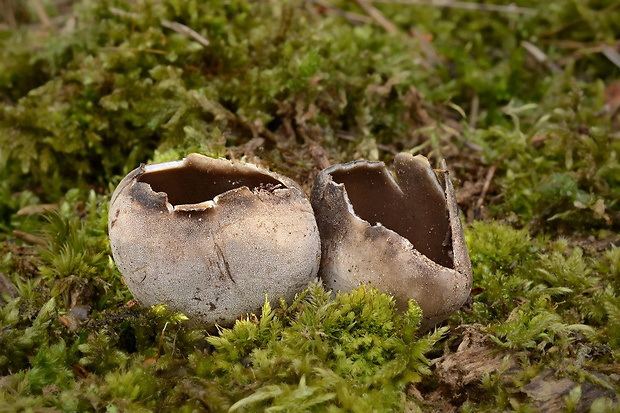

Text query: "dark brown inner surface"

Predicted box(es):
[330, 165, 453, 268]
[139, 164, 282, 206]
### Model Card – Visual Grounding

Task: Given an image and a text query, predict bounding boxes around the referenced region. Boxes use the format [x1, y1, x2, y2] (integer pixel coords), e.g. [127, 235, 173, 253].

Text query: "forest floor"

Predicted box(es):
[0, 0, 619, 411]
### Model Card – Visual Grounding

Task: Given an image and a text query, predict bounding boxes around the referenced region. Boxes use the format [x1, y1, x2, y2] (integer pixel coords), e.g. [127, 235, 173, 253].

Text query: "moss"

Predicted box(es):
[1, 0, 620, 410]
[0, 281, 442, 411]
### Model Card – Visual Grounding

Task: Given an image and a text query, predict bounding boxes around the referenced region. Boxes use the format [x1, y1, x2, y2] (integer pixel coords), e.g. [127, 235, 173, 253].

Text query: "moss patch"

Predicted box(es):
[1, 0, 619, 410]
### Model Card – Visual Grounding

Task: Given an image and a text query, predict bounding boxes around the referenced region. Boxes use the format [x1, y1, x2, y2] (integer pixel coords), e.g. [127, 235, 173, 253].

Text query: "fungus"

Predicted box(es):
[310, 153, 472, 330]
[108, 154, 321, 328]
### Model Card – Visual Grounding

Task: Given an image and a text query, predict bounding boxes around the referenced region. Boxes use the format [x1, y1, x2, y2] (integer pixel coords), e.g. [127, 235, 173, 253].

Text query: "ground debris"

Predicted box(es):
[521, 369, 618, 412]
[434, 325, 518, 389]
[410, 325, 518, 411]
[411, 325, 620, 412]
[0, 271, 19, 303]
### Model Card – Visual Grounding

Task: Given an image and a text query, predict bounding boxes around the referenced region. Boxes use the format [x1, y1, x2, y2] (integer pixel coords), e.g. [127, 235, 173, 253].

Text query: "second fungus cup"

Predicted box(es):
[310, 153, 472, 330]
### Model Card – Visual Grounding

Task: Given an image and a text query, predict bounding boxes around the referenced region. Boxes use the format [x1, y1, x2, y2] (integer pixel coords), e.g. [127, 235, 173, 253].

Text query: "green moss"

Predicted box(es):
[0, 281, 441, 411]
[2, 0, 620, 410]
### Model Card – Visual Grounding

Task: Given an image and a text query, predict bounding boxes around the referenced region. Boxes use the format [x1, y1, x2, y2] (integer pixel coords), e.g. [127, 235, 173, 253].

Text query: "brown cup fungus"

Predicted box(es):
[108, 154, 321, 328]
[310, 153, 472, 330]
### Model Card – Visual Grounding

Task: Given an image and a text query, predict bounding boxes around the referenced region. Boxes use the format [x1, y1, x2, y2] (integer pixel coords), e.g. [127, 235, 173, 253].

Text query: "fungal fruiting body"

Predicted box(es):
[310, 153, 472, 330]
[108, 154, 321, 328]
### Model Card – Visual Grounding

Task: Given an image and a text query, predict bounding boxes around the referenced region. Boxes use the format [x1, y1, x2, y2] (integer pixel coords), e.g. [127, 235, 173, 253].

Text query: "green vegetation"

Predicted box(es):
[1, 0, 619, 411]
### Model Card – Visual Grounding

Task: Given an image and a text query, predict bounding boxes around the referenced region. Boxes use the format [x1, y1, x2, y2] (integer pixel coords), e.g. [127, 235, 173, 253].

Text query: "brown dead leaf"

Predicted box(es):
[59, 304, 91, 331]
[143, 358, 158, 366]
[12, 230, 46, 246]
[411, 325, 520, 412]
[522, 369, 618, 412]
[42, 385, 61, 395]
[433, 325, 517, 390]
[0, 271, 19, 304]
[605, 81, 620, 111]
[16, 203, 59, 215]
[70, 364, 89, 379]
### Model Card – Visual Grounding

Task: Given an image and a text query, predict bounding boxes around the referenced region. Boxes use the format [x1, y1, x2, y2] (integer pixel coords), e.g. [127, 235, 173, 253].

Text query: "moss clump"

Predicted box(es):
[2, 0, 620, 410]
[0, 279, 442, 411]
[463, 221, 619, 358]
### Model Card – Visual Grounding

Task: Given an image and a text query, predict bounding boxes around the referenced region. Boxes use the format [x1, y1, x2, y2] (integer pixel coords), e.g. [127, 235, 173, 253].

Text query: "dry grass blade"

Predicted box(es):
[475, 161, 499, 213]
[12, 230, 46, 246]
[108, 7, 140, 19]
[602, 45, 620, 69]
[353, 0, 398, 34]
[521, 40, 562, 73]
[33, 0, 52, 27]
[17, 204, 59, 216]
[370, 0, 535, 15]
[312, 0, 373, 24]
[0, 0, 18, 28]
[161, 19, 210, 47]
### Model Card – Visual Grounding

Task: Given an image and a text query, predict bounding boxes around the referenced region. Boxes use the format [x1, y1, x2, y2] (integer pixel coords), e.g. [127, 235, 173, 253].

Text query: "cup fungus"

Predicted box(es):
[108, 154, 321, 328]
[310, 153, 472, 330]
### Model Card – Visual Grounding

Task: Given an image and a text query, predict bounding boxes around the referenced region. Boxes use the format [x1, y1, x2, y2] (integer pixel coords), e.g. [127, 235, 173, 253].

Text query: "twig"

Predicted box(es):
[0, 272, 19, 303]
[410, 30, 441, 68]
[521, 40, 562, 74]
[12, 230, 46, 246]
[33, 0, 52, 28]
[161, 19, 210, 47]
[469, 93, 479, 131]
[17, 203, 59, 216]
[156, 322, 169, 360]
[312, 0, 373, 24]
[369, 0, 535, 14]
[309, 145, 331, 169]
[353, 0, 398, 34]
[602, 46, 620, 69]
[109, 7, 210, 48]
[539, 2, 620, 39]
[475, 161, 499, 212]
[101, 46, 167, 55]
[541, 39, 620, 49]
[556, 43, 620, 66]
[108, 7, 140, 19]
[0, 0, 17, 29]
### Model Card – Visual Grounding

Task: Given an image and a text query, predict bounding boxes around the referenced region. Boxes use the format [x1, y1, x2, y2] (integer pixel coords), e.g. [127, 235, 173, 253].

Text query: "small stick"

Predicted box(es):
[557, 43, 620, 66]
[33, 0, 52, 28]
[156, 322, 169, 360]
[101, 46, 167, 55]
[542, 39, 620, 50]
[370, 0, 535, 15]
[469, 93, 479, 131]
[12, 230, 46, 246]
[1, 0, 17, 29]
[17, 203, 59, 216]
[108, 7, 140, 19]
[475, 162, 499, 212]
[602, 45, 620, 69]
[521, 40, 562, 74]
[161, 19, 210, 47]
[312, 0, 374, 24]
[309, 145, 331, 169]
[353, 0, 398, 34]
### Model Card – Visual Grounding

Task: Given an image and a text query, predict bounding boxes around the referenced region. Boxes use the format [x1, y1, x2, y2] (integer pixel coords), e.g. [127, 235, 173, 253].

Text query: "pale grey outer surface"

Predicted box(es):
[311, 153, 473, 330]
[108, 155, 321, 328]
